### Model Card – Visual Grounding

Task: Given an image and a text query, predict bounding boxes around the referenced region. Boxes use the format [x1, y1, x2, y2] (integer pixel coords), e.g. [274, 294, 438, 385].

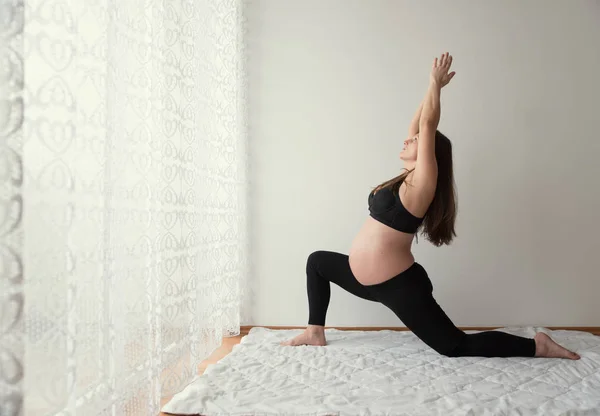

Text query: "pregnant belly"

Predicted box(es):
[349, 217, 416, 285]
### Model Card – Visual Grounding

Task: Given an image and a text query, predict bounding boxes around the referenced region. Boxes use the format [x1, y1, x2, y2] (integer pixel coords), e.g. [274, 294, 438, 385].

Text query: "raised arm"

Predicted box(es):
[414, 52, 455, 184]
[408, 99, 424, 138]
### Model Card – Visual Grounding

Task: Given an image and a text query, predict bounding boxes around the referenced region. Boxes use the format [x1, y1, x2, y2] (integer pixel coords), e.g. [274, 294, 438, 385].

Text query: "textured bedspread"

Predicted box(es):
[162, 327, 600, 415]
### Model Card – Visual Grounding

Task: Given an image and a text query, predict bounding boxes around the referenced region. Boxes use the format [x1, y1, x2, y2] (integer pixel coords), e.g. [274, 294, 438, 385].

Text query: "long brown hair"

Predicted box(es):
[373, 130, 457, 246]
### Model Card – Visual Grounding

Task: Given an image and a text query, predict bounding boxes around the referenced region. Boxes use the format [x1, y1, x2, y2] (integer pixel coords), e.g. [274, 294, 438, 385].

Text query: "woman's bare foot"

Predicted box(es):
[280, 325, 327, 347]
[534, 332, 580, 360]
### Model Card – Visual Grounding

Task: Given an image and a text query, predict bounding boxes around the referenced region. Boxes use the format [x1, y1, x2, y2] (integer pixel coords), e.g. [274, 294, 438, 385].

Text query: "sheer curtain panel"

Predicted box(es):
[0, 0, 249, 414]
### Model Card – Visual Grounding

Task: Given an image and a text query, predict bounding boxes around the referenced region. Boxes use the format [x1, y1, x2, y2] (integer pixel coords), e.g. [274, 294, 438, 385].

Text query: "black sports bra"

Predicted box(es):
[368, 186, 424, 233]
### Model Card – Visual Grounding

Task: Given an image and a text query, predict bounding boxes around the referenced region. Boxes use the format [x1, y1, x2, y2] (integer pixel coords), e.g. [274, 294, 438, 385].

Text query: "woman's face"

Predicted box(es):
[400, 134, 418, 161]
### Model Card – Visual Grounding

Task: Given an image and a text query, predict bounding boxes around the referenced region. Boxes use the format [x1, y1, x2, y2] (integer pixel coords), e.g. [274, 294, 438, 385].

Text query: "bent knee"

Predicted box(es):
[306, 250, 343, 275]
[306, 250, 326, 272]
[437, 345, 461, 357]
[430, 336, 466, 358]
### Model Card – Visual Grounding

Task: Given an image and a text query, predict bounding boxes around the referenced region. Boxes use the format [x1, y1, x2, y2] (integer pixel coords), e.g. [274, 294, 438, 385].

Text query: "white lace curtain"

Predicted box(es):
[0, 0, 248, 414]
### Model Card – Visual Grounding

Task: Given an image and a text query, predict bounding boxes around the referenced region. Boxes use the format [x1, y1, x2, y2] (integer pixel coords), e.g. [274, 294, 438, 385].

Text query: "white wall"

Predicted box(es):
[245, 0, 600, 328]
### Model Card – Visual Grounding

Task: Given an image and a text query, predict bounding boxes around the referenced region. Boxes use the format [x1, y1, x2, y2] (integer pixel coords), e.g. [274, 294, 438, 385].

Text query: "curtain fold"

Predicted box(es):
[0, 0, 248, 414]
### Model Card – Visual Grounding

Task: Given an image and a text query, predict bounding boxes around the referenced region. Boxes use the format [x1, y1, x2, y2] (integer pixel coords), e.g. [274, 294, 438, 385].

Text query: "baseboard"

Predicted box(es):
[240, 326, 600, 337]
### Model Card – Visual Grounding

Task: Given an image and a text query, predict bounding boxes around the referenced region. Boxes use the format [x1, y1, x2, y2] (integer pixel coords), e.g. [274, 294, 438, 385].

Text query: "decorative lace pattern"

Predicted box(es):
[0, 0, 248, 414]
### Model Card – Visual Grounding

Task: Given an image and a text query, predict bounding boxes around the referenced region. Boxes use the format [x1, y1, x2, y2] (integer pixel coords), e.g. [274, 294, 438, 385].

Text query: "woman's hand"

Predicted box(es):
[430, 52, 455, 88]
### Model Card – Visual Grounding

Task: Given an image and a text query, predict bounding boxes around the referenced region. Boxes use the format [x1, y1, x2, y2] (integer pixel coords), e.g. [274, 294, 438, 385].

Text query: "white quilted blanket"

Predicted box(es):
[162, 327, 600, 416]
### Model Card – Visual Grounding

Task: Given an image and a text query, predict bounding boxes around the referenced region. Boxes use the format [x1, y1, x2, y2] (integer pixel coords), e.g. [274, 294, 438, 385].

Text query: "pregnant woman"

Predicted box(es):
[282, 52, 580, 360]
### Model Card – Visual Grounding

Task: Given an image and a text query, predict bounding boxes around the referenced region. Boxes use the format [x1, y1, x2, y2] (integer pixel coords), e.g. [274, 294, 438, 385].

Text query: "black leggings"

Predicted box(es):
[306, 250, 536, 358]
